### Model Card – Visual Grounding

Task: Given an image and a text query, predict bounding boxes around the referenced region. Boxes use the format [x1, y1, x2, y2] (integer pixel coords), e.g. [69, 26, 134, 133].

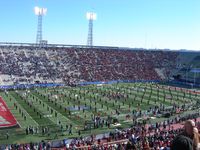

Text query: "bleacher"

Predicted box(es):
[1, 43, 194, 86]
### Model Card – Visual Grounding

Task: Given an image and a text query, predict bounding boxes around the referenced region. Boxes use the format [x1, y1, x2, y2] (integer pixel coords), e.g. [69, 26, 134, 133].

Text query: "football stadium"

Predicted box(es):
[0, 1, 200, 150]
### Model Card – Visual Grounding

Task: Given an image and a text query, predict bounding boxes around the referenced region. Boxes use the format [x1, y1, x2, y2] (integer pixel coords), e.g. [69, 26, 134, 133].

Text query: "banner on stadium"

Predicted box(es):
[0, 97, 18, 128]
[190, 68, 200, 73]
[0, 83, 65, 90]
[79, 80, 160, 85]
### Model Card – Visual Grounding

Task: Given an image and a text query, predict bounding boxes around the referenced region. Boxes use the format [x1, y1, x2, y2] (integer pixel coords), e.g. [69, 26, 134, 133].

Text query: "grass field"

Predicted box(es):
[0, 82, 199, 144]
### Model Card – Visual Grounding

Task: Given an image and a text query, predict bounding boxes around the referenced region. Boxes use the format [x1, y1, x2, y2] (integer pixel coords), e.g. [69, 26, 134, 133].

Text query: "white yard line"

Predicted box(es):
[30, 92, 78, 127]
[8, 93, 39, 127]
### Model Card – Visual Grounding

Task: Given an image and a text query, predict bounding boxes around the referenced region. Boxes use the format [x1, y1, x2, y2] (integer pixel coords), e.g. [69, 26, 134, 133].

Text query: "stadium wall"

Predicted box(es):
[79, 80, 160, 85]
[0, 83, 65, 90]
[0, 80, 160, 90]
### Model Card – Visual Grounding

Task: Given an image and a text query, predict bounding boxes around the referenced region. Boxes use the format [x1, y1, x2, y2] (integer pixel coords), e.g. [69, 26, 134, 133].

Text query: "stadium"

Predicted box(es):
[0, 1, 200, 150]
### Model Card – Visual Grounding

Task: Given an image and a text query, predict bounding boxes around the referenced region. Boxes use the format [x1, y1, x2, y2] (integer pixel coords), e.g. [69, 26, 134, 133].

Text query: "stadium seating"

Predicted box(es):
[0, 45, 200, 149]
[0, 46, 180, 85]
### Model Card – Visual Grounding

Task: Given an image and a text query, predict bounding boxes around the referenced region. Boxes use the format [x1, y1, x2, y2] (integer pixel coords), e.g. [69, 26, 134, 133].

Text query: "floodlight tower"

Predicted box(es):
[86, 12, 97, 47]
[34, 6, 47, 44]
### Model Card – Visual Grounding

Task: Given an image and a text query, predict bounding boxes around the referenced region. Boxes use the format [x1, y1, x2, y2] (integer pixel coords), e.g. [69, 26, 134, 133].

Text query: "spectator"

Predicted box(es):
[193, 127, 200, 150]
[171, 135, 193, 150]
[171, 120, 196, 150]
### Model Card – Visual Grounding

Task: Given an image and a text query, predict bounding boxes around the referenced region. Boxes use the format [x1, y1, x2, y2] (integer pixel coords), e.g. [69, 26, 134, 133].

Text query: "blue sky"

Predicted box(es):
[0, 0, 199, 50]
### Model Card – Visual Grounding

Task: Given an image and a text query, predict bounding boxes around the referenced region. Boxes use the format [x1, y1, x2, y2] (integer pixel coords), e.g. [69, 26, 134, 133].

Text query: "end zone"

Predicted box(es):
[0, 97, 18, 128]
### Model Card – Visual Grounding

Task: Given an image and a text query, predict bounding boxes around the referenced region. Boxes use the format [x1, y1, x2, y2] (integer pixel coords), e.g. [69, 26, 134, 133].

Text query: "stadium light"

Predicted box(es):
[34, 6, 47, 45]
[34, 6, 47, 16]
[86, 12, 97, 20]
[86, 12, 97, 47]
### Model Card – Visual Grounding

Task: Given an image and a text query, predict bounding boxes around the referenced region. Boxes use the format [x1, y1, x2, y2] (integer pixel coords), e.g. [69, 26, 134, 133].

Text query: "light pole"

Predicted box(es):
[34, 6, 47, 45]
[86, 12, 97, 47]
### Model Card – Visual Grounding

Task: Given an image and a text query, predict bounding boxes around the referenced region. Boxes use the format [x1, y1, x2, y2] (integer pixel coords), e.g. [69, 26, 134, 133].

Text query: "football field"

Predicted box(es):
[0, 82, 199, 144]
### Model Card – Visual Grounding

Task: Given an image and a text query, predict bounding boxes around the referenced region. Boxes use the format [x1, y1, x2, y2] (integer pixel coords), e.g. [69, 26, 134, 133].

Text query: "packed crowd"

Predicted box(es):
[1, 111, 200, 150]
[65, 112, 200, 149]
[0, 46, 178, 85]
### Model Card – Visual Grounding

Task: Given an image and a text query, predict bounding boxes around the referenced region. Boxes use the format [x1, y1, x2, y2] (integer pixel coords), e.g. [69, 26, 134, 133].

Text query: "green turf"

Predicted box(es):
[0, 82, 199, 144]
